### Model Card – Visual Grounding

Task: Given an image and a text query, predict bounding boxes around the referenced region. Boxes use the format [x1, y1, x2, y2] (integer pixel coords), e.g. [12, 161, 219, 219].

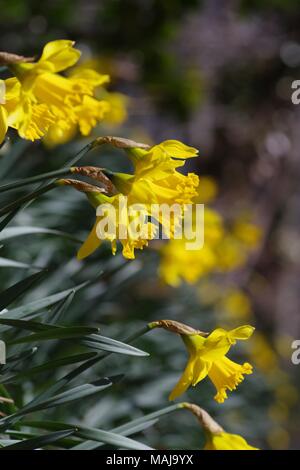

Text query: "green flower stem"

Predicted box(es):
[0, 168, 72, 193]
[112, 403, 184, 434]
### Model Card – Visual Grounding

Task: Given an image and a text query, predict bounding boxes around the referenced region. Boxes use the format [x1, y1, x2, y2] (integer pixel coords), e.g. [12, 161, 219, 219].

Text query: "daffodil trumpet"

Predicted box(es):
[182, 403, 258, 450]
[149, 319, 255, 403]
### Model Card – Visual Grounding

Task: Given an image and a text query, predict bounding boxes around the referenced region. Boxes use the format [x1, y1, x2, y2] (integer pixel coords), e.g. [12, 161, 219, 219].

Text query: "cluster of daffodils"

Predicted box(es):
[0, 41, 262, 450]
[0, 40, 127, 146]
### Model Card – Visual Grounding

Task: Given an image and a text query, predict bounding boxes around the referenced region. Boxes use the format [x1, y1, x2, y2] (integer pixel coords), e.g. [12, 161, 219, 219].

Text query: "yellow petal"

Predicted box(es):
[39, 40, 81, 72]
[0, 106, 8, 144]
[155, 140, 198, 159]
[69, 68, 110, 88]
[169, 357, 196, 401]
[191, 357, 210, 386]
[77, 220, 102, 260]
[4, 77, 21, 100]
[206, 432, 258, 450]
[229, 325, 255, 341]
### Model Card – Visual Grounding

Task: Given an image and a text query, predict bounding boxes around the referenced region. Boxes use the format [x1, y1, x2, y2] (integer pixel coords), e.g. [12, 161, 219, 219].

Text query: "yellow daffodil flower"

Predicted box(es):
[183, 403, 259, 450]
[8, 40, 110, 141]
[64, 138, 199, 260]
[112, 140, 199, 237]
[171, 324, 254, 403]
[150, 320, 254, 403]
[114, 139, 199, 204]
[204, 432, 258, 450]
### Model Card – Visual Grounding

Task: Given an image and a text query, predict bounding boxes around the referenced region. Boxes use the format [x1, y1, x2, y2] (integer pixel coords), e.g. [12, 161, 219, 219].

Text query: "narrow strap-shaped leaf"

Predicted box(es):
[16, 380, 113, 415]
[0, 270, 47, 311]
[0, 226, 82, 243]
[0, 257, 41, 269]
[0, 140, 29, 179]
[73, 405, 180, 450]
[0, 347, 38, 373]
[48, 290, 75, 325]
[0, 380, 113, 429]
[0, 280, 90, 329]
[0, 209, 20, 233]
[0, 429, 75, 450]
[18, 421, 152, 451]
[0, 183, 57, 218]
[72, 420, 159, 450]
[0, 318, 56, 332]
[0, 168, 72, 194]
[81, 334, 149, 356]
[73, 426, 152, 451]
[8, 326, 100, 345]
[5, 325, 149, 417]
[1, 352, 98, 384]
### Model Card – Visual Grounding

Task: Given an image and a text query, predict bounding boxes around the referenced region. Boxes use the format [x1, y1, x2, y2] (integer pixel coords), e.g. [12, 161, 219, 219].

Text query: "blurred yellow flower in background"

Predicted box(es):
[218, 289, 252, 321]
[159, 207, 261, 286]
[159, 208, 223, 286]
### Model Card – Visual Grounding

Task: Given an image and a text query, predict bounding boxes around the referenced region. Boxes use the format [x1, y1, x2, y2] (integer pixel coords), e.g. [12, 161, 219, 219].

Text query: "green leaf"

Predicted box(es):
[0, 209, 20, 233]
[0, 318, 54, 332]
[0, 430, 75, 450]
[20, 421, 152, 450]
[0, 168, 72, 194]
[2, 347, 38, 370]
[82, 334, 149, 356]
[0, 183, 56, 217]
[0, 270, 47, 311]
[0, 226, 82, 243]
[1, 352, 98, 384]
[14, 380, 112, 416]
[0, 140, 29, 179]
[73, 426, 152, 450]
[0, 257, 40, 269]
[0, 280, 89, 329]
[8, 326, 100, 345]
[72, 420, 159, 450]
[48, 290, 75, 325]
[111, 404, 180, 434]
[72, 406, 179, 451]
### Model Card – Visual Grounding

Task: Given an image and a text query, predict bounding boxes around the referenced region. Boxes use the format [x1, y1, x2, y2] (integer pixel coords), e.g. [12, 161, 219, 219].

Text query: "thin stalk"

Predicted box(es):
[0, 168, 72, 193]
